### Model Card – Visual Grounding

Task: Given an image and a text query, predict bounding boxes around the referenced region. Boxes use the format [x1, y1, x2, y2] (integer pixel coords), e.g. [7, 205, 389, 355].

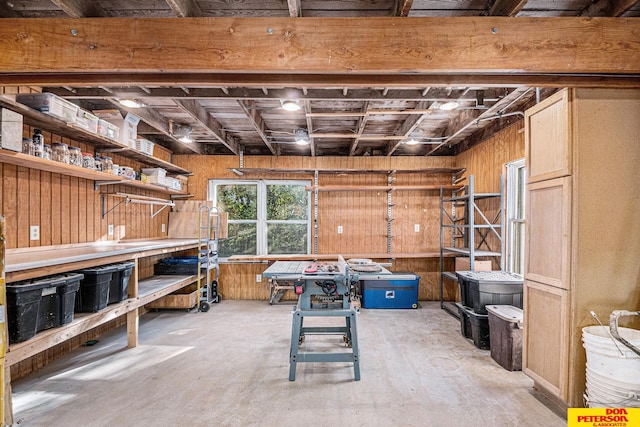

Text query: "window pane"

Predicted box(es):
[216, 184, 257, 220]
[267, 185, 308, 220]
[267, 223, 308, 254]
[514, 222, 525, 275]
[517, 166, 526, 219]
[219, 223, 257, 257]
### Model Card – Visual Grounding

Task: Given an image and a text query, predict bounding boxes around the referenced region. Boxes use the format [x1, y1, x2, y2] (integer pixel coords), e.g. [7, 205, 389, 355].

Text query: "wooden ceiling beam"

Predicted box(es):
[50, 0, 107, 17]
[237, 100, 277, 155]
[393, 0, 414, 17]
[0, 2, 22, 18]
[176, 99, 238, 154]
[488, 0, 529, 16]
[0, 17, 638, 75]
[165, 0, 202, 17]
[349, 101, 370, 156]
[288, 0, 302, 17]
[579, 0, 639, 17]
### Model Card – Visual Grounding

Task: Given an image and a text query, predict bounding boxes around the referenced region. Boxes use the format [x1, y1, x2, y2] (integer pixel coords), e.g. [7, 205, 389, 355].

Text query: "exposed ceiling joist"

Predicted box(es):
[50, 0, 107, 17]
[113, 101, 203, 154]
[303, 100, 316, 157]
[349, 101, 370, 156]
[579, 0, 640, 16]
[0, 2, 21, 18]
[288, 0, 302, 17]
[488, 0, 529, 16]
[394, 0, 414, 17]
[237, 100, 276, 155]
[176, 99, 238, 154]
[386, 100, 431, 156]
[165, 0, 202, 17]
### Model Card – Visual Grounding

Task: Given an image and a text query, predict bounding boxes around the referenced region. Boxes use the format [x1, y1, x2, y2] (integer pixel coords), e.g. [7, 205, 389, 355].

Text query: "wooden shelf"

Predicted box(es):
[97, 178, 189, 195]
[6, 275, 197, 365]
[305, 185, 462, 192]
[0, 94, 191, 176]
[0, 148, 126, 181]
[230, 167, 466, 176]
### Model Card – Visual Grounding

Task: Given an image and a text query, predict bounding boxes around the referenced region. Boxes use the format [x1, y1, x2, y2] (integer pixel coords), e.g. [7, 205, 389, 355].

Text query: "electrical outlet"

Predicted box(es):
[338, 225, 343, 234]
[30, 225, 40, 240]
[256, 274, 262, 283]
[161, 223, 166, 233]
[108, 224, 114, 236]
[414, 224, 420, 232]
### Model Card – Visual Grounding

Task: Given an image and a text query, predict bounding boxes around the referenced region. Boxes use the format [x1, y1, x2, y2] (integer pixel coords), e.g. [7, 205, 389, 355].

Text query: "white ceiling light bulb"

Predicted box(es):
[405, 138, 420, 145]
[439, 101, 459, 111]
[119, 99, 143, 108]
[281, 99, 302, 112]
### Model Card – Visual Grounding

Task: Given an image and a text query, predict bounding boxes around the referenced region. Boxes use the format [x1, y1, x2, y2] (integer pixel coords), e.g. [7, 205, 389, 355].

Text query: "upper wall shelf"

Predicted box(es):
[229, 167, 467, 176]
[0, 94, 191, 176]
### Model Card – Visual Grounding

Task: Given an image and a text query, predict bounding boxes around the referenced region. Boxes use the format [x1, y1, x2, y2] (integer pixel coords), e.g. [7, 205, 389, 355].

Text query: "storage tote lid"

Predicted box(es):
[486, 305, 523, 323]
[7, 275, 67, 293]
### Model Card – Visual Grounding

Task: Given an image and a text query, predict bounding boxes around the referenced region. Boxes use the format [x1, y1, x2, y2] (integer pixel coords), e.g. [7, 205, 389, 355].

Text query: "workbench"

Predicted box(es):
[262, 259, 361, 381]
[4, 238, 200, 365]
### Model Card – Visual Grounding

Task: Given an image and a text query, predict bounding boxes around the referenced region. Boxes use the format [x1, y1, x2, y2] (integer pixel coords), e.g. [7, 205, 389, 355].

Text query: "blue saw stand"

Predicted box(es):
[263, 257, 360, 381]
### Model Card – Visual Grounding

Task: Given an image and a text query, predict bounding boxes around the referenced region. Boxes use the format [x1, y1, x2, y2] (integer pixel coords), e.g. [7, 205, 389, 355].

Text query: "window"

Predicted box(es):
[505, 159, 526, 275]
[209, 180, 311, 258]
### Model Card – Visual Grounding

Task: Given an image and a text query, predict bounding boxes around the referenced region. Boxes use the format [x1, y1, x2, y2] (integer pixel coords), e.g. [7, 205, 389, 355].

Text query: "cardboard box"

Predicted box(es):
[168, 210, 228, 239]
[0, 108, 23, 152]
[94, 110, 139, 147]
[455, 257, 492, 272]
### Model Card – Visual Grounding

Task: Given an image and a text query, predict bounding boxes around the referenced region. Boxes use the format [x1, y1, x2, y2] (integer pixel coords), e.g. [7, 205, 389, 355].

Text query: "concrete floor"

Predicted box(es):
[11, 301, 566, 427]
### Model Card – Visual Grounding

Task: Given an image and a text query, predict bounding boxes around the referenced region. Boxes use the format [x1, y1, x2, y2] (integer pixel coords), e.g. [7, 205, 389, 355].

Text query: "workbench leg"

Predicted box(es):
[127, 307, 139, 348]
[289, 310, 302, 381]
[349, 311, 361, 381]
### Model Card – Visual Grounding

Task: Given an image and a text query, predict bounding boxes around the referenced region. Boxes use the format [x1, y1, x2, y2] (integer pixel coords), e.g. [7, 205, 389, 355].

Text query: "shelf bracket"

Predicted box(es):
[101, 192, 175, 219]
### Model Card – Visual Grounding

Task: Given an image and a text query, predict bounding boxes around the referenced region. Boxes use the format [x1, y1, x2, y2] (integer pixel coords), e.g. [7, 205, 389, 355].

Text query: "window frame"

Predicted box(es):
[505, 158, 526, 276]
[209, 179, 312, 259]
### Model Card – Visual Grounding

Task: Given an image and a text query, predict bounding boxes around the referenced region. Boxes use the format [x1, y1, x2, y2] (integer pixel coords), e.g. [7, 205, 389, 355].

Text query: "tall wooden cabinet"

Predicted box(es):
[523, 88, 640, 408]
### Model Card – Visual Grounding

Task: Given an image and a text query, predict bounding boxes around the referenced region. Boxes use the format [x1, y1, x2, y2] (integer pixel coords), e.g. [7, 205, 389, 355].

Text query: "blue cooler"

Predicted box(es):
[361, 272, 420, 309]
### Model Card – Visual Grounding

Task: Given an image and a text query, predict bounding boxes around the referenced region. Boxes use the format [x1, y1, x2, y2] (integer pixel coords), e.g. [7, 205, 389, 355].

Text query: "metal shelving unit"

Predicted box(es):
[439, 174, 504, 317]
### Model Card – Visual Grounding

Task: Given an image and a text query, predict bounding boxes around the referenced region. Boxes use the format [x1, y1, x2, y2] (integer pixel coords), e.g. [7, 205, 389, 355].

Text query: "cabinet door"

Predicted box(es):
[525, 177, 571, 290]
[525, 89, 571, 183]
[523, 280, 569, 401]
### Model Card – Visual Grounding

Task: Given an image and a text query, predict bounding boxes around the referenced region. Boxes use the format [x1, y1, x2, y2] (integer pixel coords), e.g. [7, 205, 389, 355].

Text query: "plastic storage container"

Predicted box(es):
[16, 93, 79, 123]
[106, 262, 135, 304]
[486, 305, 523, 371]
[455, 302, 472, 339]
[154, 256, 200, 275]
[361, 273, 420, 309]
[456, 271, 523, 314]
[6, 273, 83, 344]
[74, 266, 115, 312]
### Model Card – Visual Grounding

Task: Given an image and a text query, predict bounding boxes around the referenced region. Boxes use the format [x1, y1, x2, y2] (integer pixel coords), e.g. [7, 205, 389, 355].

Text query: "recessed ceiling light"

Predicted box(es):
[439, 101, 459, 111]
[119, 99, 143, 108]
[281, 99, 302, 112]
[404, 138, 420, 145]
[178, 135, 193, 143]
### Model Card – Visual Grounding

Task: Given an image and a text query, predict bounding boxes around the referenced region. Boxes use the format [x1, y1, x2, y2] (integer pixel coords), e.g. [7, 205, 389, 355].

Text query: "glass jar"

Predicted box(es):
[32, 129, 44, 158]
[22, 138, 35, 156]
[102, 156, 113, 174]
[43, 144, 52, 161]
[69, 146, 82, 167]
[82, 152, 95, 169]
[52, 143, 70, 164]
[94, 156, 103, 172]
[111, 164, 120, 176]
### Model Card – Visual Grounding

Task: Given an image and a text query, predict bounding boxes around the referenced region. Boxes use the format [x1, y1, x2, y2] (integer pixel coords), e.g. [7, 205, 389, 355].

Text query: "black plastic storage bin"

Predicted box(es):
[456, 271, 523, 315]
[106, 262, 134, 304]
[486, 305, 524, 371]
[154, 256, 200, 275]
[52, 273, 83, 325]
[74, 266, 114, 312]
[468, 307, 490, 350]
[455, 302, 472, 339]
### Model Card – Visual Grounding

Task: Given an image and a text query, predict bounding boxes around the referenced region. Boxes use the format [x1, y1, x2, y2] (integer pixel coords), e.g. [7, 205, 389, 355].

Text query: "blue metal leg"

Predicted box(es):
[289, 310, 302, 381]
[349, 310, 361, 381]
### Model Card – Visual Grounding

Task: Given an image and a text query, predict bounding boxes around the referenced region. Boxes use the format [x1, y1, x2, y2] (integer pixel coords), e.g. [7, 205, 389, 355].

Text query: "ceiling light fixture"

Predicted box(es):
[404, 138, 420, 146]
[439, 101, 459, 111]
[119, 99, 143, 108]
[169, 120, 193, 143]
[281, 99, 302, 112]
[294, 128, 310, 145]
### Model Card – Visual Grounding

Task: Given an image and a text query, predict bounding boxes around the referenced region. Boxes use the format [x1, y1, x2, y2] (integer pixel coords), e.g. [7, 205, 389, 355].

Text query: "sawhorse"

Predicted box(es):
[289, 306, 360, 381]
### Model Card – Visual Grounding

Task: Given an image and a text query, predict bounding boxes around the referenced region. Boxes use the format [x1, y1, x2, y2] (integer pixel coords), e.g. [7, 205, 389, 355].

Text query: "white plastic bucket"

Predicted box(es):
[582, 326, 640, 408]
